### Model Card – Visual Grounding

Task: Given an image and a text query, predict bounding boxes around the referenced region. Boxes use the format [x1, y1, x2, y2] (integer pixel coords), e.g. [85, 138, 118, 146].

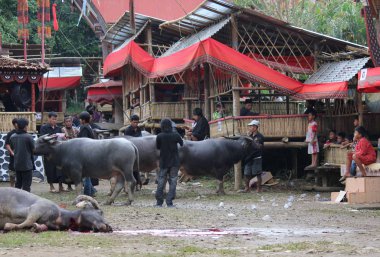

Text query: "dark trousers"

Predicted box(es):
[15, 170, 33, 192]
[155, 167, 178, 206]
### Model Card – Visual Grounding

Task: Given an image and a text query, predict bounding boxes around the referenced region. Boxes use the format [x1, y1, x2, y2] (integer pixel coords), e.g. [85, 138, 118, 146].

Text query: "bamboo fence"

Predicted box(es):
[0, 112, 36, 132]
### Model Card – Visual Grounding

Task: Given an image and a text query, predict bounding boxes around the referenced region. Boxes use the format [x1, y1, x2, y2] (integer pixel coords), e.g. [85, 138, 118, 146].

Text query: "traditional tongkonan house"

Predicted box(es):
[0, 55, 48, 181]
[98, 0, 376, 188]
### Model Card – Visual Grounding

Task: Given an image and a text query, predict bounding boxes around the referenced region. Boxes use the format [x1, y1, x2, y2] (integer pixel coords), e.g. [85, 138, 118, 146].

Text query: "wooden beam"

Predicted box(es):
[231, 15, 242, 191]
[204, 64, 211, 120]
[146, 23, 155, 102]
[357, 92, 364, 126]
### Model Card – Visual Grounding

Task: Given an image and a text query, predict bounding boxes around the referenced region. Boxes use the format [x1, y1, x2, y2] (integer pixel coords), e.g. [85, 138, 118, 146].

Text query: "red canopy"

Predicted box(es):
[103, 38, 348, 100]
[358, 68, 380, 93]
[40, 67, 82, 91]
[87, 80, 122, 105]
[249, 53, 314, 74]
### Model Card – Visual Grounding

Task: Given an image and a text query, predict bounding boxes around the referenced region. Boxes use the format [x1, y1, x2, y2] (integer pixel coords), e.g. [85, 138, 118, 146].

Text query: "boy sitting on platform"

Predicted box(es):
[323, 130, 337, 149]
[341, 126, 376, 181]
[336, 132, 349, 145]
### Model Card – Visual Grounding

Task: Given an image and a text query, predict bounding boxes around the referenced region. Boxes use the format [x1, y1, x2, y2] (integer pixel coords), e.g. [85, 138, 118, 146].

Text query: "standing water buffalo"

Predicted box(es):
[179, 136, 257, 195]
[0, 187, 112, 232]
[124, 135, 159, 185]
[34, 135, 139, 205]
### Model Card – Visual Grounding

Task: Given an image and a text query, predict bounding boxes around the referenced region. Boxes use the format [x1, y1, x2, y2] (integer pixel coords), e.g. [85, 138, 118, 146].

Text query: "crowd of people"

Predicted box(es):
[304, 112, 377, 183]
[4, 99, 378, 206]
[5, 111, 99, 195]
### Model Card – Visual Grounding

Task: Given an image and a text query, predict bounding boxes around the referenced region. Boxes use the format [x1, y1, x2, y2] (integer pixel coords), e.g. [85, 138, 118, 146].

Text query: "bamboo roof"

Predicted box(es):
[305, 57, 370, 84]
[0, 56, 48, 73]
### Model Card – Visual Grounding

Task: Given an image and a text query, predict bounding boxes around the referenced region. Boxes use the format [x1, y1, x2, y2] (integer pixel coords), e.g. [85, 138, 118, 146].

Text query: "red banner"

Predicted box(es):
[104, 38, 347, 100]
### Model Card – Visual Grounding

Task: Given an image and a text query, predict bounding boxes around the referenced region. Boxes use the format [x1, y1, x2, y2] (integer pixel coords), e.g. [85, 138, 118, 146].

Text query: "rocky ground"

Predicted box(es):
[0, 177, 380, 257]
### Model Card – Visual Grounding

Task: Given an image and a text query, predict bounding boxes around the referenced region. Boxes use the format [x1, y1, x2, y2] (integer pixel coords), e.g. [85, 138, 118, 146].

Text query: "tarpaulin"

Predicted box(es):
[87, 80, 122, 105]
[40, 67, 82, 91]
[358, 68, 380, 93]
[103, 38, 348, 100]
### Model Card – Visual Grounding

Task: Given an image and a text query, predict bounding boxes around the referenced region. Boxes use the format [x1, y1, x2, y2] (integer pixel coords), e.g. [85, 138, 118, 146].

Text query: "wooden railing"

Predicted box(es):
[0, 112, 37, 133]
[36, 112, 65, 125]
[150, 102, 186, 120]
[323, 144, 348, 165]
[208, 115, 308, 138]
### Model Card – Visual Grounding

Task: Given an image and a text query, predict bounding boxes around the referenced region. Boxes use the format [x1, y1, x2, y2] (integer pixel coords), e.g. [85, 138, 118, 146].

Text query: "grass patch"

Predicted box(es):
[256, 241, 354, 254]
[0, 231, 116, 248]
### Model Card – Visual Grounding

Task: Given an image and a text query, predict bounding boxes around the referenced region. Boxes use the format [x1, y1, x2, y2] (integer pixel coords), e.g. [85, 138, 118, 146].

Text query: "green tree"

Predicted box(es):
[0, 0, 100, 57]
[234, 0, 367, 45]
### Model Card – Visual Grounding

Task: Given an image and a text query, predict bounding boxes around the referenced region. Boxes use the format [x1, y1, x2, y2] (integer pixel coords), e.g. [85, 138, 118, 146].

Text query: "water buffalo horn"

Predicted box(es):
[223, 136, 240, 140]
[72, 195, 101, 210]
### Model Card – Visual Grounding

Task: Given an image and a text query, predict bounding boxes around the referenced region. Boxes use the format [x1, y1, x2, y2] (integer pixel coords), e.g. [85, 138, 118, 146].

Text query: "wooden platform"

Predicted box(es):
[331, 177, 380, 204]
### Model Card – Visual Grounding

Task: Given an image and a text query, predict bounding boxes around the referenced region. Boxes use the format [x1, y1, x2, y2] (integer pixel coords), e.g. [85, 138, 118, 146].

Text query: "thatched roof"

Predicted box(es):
[0, 56, 49, 73]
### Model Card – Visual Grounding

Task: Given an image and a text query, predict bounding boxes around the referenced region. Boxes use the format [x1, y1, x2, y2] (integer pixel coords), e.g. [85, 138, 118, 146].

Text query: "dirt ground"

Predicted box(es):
[0, 177, 380, 257]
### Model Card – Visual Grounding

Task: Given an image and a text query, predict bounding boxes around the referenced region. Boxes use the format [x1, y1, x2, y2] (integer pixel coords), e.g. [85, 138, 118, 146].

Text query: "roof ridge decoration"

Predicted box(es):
[305, 57, 370, 84]
[161, 17, 231, 57]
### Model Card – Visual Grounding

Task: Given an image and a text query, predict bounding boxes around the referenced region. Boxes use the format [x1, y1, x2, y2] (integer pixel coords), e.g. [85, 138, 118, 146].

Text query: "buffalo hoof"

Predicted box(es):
[31, 223, 48, 233]
[3, 223, 16, 231]
[102, 200, 113, 205]
[216, 191, 226, 196]
[124, 200, 133, 206]
[142, 179, 150, 185]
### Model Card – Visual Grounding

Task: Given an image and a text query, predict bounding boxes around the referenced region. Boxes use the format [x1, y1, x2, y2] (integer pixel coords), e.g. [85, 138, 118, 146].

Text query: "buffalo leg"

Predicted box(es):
[142, 172, 150, 185]
[109, 176, 117, 196]
[105, 174, 124, 205]
[75, 181, 83, 196]
[216, 180, 225, 195]
[125, 172, 136, 205]
[4, 205, 42, 231]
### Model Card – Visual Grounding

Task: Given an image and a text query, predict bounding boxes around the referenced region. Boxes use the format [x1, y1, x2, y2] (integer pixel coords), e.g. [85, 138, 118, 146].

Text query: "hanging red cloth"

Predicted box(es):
[52, 3, 59, 31]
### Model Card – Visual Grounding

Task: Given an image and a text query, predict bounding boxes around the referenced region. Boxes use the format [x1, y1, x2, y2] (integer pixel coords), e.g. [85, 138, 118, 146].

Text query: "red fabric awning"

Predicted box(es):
[39, 67, 82, 91]
[40, 76, 81, 91]
[358, 68, 380, 93]
[87, 80, 122, 105]
[103, 38, 348, 100]
[249, 53, 314, 74]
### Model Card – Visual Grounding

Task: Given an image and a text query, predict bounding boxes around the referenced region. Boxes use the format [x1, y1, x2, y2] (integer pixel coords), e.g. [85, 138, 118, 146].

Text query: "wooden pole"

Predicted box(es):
[31, 83, 35, 112]
[231, 15, 242, 191]
[146, 23, 155, 102]
[357, 92, 364, 125]
[286, 96, 290, 114]
[204, 64, 211, 120]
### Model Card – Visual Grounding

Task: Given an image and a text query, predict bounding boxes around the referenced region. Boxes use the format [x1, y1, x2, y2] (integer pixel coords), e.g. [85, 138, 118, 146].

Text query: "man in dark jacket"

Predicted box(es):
[124, 114, 142, 137]
[243, 120, 264, 193]
[240, 98, 258, 116]
[187, 108, 210, 141]
[78, 111, 97, 196]
[40, 111, 64, 193]
[155, 119, 184, 207]
[10, 118, 35, 192]
[5, 118, 18, 187]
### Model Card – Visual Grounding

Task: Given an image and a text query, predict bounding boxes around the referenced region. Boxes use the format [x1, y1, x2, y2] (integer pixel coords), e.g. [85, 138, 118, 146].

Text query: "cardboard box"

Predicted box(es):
[345, 177, 366, 193]
[345, 177, 380, 193]
[347, 192, 367, 204]
[331, 192, 340, 202]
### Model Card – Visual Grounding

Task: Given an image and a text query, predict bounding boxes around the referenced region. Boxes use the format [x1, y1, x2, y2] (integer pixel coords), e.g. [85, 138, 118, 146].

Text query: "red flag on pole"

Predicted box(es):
[52, 3, 59, 31]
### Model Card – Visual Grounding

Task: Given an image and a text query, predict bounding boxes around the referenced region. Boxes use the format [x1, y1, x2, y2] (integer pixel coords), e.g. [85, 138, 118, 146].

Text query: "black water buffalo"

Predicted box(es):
[34, 135, 138, 205]
[0, 187, 112, 232]
[124, 135, 159, 185]
[179, 137, 257, 195]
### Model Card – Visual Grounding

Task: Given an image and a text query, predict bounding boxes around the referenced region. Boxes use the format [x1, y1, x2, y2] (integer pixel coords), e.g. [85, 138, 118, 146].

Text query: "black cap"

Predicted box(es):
[79, 111, 91, 122]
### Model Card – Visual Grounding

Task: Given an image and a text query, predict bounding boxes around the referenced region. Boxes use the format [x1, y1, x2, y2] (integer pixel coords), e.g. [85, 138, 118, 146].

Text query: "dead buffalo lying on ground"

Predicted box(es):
[179, 136, 258, 195]
[34, 135, 139, 205]
[0, 187, 112, 232]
